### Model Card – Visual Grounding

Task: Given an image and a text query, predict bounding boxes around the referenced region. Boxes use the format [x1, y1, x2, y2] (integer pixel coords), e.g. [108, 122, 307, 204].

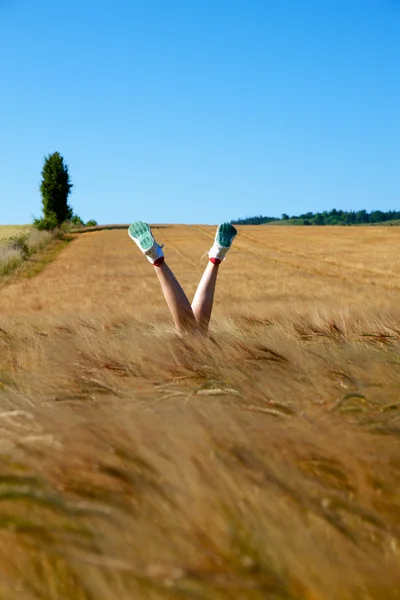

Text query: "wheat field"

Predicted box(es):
[0, 225, 31, 241]
[0, 225, 400, 600]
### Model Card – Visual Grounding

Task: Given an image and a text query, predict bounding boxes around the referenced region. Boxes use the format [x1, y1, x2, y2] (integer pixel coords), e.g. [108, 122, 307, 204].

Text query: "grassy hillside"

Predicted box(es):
[264, 218, 400, 226]
[368, 219, 400, 226]
[263, 218, 303, 225]
[0, 225, 399, 599]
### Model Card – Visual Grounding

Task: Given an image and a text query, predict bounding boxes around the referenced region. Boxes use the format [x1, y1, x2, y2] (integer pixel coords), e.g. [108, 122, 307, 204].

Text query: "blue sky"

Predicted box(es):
[1, 0, 399, 225]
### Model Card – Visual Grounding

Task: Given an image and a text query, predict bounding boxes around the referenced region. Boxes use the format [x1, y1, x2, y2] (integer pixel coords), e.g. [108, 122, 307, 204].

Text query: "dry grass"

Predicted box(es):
[0, 245, 23, 275]
[0, 225, 31, 240]
[0, 225, 400, 599]
[0, 229, 57, 276]
[0, 226, 32, 275]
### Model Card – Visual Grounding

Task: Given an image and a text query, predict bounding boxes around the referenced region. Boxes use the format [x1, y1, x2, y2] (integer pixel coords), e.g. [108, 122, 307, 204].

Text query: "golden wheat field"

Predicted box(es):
[1, 225, 400, 600]
[0, 225, 31, 241]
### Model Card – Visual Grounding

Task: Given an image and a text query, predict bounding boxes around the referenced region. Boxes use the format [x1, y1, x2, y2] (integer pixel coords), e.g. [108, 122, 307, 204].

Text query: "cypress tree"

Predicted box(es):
[40, 152, 73, 225]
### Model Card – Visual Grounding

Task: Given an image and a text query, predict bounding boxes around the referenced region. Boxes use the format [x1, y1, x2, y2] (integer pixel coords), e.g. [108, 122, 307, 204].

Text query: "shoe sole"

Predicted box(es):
[128, 221, 154, 251]
[216, 223, 237, 247]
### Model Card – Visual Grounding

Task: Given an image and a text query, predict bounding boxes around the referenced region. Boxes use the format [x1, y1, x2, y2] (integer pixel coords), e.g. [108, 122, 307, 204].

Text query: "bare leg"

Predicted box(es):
[154, 262, 198, 333]
[191, 261, 220, 332]
[128, 221, 235, 334]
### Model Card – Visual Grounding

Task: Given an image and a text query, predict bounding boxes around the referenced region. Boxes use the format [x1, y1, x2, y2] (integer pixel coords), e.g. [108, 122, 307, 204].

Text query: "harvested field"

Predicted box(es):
[0, 225, 400, 599]
[1, 225, 400, 316]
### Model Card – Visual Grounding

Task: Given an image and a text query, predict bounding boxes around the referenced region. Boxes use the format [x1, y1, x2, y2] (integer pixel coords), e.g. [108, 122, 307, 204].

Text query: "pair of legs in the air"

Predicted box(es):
[128, 222, 237, 334]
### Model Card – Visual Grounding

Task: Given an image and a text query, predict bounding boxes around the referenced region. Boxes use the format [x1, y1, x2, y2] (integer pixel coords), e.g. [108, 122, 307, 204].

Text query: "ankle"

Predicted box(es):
[153, 256, 165, 267]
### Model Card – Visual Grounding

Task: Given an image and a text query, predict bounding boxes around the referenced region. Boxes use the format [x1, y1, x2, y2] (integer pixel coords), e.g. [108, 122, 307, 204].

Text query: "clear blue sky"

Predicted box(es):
[1, 0, 399, 225]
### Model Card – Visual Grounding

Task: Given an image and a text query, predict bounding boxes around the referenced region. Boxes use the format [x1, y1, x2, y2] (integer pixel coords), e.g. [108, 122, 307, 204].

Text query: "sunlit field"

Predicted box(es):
[0, 225, 400, 599]
[0, 225, 31, 241]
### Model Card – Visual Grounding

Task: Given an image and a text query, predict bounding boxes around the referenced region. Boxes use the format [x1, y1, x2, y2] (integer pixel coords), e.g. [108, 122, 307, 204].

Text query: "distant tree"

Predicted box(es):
[343, 211, 356, 225]
[282, 213, 289, 220]
[70, 215, 85, 227]
[38, 152, 73, 227]
[86, 219, 98, 227]
[356, 209, 369, 224]
[370, 210, 385, 223]
[231, 215, 279, 225]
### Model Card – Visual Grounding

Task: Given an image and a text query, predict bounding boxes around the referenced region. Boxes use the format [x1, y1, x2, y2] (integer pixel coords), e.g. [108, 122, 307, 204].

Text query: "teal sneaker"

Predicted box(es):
[208, 223, 237, 262]
[128, 221, 164, 264]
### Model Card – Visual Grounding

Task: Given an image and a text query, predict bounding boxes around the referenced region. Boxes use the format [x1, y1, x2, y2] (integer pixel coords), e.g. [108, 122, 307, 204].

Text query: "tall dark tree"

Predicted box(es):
[40, 152, 73, 225]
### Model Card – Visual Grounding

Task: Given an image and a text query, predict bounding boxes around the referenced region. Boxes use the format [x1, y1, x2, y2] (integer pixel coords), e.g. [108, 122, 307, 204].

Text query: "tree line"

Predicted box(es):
[232, 208, 400, 226]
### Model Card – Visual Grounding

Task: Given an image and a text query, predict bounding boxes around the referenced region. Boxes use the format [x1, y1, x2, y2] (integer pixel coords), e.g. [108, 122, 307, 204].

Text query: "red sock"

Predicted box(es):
[209, 257, 221, 265]
[153, 257, 165, 267]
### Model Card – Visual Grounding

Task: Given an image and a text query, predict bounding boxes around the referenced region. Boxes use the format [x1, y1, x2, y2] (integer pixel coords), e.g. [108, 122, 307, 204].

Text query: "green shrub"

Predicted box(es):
[71, 214, 85, 227]
[33, 213, 59, 231]
[86, 219, 98, 227]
